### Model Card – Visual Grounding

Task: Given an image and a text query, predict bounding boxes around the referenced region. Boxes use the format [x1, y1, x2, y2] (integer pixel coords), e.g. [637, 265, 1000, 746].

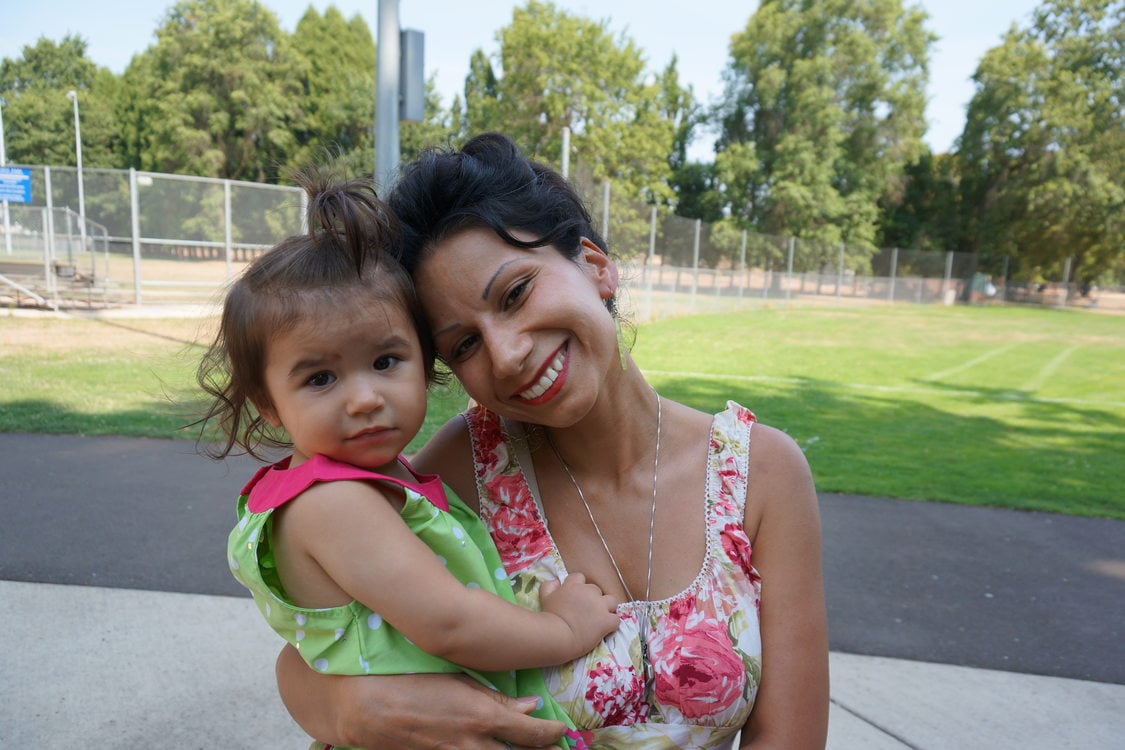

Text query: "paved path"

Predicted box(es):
[1, 432, 1123, 747]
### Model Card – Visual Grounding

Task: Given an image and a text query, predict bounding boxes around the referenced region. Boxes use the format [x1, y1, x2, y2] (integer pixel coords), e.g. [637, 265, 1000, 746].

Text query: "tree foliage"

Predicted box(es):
[117, 0, 303, 181]
[462, 0, 676, 204]
[0, 35, 120, 168]
[957, 0, 1123, 283]
[716, 0, 933, 258]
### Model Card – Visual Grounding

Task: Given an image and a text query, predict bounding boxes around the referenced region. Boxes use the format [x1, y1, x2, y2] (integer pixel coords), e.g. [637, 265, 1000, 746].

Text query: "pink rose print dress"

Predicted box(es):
[465, 401, 763, 749]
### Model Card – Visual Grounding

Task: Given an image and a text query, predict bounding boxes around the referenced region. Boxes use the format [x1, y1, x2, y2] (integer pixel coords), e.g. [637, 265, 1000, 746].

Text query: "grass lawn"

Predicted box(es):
[2, 304, 1121, 519]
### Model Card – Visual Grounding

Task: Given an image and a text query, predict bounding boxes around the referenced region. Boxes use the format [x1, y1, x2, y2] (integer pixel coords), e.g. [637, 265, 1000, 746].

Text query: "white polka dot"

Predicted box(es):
[295, 613, 307, 626]
[436, 555, 447, 567]
[248, 528, 259, 544]
[368, 613, 383, 630]
[334, 628, 345, 641]
[313, 658, 329, 672]
[466, 582, 481, 589]
[239, 516, 248, 531]
[229, 556, 239, 571]
[295, 629, 305, 641]
[453, 527, 464, 539]
[494, 567, 507, 580]
[264, 602, 271, 617]
[360, 657, 370, 672]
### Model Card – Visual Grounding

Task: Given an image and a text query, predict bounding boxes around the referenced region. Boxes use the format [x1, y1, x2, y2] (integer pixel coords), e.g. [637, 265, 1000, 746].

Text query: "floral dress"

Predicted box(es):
[465, 401, 763, 749]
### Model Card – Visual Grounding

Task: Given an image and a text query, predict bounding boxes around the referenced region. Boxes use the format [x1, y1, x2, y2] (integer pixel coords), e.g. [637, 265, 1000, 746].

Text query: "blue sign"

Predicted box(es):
[0, 167, 32, 203]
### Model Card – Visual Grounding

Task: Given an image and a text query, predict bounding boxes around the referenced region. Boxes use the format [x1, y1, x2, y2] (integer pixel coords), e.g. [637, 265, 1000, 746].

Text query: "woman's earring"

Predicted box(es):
[616, 318, 629, 370]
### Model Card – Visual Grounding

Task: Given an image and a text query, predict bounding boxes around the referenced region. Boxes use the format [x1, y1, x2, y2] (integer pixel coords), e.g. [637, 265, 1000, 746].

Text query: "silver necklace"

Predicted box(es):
[548, 390, 661, 695]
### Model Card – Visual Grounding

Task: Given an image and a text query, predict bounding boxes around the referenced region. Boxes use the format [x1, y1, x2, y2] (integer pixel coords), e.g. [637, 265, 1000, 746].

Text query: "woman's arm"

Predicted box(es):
[276, 644, 568, 748]
[738, 423, 830, 749]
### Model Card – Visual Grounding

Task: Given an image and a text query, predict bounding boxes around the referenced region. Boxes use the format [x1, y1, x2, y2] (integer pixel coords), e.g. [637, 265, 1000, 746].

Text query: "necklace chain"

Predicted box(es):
[547, 389, 661, 696]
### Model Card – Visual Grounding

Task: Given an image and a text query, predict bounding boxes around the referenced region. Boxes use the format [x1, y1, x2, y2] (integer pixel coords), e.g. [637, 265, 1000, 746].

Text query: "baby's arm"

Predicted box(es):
[274, 479, 620, 671]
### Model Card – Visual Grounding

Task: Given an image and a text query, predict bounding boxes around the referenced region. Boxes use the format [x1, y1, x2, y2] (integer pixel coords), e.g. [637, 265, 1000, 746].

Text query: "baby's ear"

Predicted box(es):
[254, 400, 280, 429]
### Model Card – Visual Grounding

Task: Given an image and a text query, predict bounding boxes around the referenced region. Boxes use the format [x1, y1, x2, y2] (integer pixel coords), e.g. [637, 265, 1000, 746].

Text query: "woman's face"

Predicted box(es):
[415, 227, 620, 426]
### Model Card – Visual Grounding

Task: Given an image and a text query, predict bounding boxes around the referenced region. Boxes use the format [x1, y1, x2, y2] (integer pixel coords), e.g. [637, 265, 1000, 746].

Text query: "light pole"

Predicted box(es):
[66, 90, 86, 259]
[0, 96, 11, 255]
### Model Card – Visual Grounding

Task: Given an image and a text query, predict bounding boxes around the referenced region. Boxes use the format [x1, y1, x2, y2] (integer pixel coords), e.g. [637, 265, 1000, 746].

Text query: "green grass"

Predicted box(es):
[2, 304, 1122, 519]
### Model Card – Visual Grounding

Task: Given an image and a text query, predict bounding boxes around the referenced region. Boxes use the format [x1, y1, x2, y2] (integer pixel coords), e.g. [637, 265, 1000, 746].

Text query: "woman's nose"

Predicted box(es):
[483, 323, 532, 380]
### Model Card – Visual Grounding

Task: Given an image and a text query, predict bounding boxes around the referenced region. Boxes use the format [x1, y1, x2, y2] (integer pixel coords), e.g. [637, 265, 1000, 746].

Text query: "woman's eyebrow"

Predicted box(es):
[482, 260, 518, 300]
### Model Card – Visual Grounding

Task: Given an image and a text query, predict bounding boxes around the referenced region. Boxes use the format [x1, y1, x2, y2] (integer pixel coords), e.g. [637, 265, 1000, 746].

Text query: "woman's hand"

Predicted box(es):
[277, 644, 568, 748]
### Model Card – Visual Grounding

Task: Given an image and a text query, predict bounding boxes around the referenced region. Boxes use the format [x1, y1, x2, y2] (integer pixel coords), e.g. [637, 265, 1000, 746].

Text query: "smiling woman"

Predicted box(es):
[273, 133, 829, 749]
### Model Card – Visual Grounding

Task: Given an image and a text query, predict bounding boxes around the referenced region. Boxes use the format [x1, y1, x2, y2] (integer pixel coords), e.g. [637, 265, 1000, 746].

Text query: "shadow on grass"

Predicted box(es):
[648, 374, 1123, 520]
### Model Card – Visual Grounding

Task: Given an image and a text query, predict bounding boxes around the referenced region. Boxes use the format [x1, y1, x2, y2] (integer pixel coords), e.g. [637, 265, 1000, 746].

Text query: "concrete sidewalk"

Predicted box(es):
[2, 580, 1122, 748]
[2, 432, 1124, 747]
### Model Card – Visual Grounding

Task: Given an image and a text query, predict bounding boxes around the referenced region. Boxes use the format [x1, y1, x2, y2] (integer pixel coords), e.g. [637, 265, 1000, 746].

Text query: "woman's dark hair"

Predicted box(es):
[388, 132, 617, 316]
[195, 168, 438, 460]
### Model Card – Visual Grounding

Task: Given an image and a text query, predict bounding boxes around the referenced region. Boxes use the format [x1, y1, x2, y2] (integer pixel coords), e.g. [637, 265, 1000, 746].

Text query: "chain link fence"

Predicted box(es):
[2, 163, 1115, 317]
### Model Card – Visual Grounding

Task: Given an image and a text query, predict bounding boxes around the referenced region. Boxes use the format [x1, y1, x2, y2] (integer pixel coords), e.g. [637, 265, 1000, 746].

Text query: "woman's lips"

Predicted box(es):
[517, 346, 567, 401]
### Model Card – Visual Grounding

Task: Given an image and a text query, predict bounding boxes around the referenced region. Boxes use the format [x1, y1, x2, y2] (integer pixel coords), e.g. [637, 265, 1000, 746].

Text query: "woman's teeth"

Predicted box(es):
[520, 349, 565, 399]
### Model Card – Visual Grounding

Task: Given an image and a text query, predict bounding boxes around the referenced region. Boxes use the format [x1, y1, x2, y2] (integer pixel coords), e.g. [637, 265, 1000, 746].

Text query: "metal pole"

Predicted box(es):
[561, 126, 570, 180]
[66, 91, 87, 259]
[888, 247, 899, 302]
[601, 180, 610, 243]
[942, 250, 953, 301]
[129, 168, 143, 304]
[0, 97, 11, 255]
[691, 219, 701, 310]
[739, 230, 747, 305]
[374, 0, 401, 192]
[837, 244, 844, 298]
[44, 167, 57, 303]
[785, 236, 795, 300]
[223, 179, 233, 279]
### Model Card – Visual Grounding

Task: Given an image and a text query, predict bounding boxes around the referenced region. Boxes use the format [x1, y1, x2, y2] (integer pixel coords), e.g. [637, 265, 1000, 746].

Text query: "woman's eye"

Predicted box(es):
[307, 371, 334, 388]
[373, 355, 400, 371]
[503, 279, 529, 308]
[450, 334, 480, 361]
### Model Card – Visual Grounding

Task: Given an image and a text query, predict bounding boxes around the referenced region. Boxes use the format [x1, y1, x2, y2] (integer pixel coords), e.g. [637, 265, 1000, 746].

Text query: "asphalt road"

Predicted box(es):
[2, 431, 1122, 685]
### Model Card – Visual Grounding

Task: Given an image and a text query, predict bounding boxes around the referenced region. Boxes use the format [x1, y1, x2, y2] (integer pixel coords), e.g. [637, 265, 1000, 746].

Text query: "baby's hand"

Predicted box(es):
[539, 572, 620, 655]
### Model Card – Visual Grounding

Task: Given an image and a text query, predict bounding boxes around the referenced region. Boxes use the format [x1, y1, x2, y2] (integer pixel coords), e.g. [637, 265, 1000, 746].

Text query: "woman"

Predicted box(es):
[276, 133, 829, 749]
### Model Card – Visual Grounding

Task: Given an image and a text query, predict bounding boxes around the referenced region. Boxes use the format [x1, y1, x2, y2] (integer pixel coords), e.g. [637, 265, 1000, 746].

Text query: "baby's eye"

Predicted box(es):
[306, 371, 335, 388]
[373, 355, 401, 371]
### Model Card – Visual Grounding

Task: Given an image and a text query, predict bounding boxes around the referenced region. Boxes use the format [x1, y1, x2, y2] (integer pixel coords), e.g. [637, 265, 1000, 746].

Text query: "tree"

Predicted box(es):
[117, 0, 303, 182]
[715, 0, 933, 257]
[0, 35, 120, 168]
[287, 6, 376, 175]
[462, 1, 675, 205]
[957, 0, 1123, 284]
[877, 149, 961, 253]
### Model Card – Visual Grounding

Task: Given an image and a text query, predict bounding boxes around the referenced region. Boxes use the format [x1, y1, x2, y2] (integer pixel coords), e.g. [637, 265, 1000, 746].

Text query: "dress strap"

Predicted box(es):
[245, 454, 449, 513]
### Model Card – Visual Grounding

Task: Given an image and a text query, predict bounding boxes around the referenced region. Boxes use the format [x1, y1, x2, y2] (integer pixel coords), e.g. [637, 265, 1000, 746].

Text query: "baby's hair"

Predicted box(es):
[195, 168, 437, 460]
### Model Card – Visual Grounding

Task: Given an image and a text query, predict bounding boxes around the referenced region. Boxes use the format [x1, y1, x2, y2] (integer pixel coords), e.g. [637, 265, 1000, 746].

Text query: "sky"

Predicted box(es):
[2, 0, 1043, 158]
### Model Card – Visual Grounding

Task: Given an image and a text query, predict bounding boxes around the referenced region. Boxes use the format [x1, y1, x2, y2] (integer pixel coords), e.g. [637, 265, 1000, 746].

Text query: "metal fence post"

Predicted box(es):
[739, 230, 747, 304]
[691, 219, 701, 311]
[223, 179, 233, 279]
[44, 167, 57, 300]
[942, 250, 953, 301]
[785, 236, 795, 300]
[601, 180, 610, 243]
[837, 244, 845, 298]
[129, 168, 142, 304]
[889, 247, 899, 302]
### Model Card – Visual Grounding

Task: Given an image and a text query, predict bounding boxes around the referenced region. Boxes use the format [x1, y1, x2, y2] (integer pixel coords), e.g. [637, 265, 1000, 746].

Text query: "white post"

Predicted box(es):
[601, 180, 610, 243]
[738, 230, 747, 305]
[942, 250, 953, 300]
[837, 244, 845, 298]
[691, 219, 701, 310]
[66, 91, 86, 259]
[44, 167, 57, 303]
[374, 0, 401, 192]
[0, 96, 11, 255]
[560, 126, 570, 180]
[888, 247, 899, 302]
[223, 179, 233, 279]
[785, 236, 795, 300]
[1061, 256, 1073, 306]
[129, 168, 143, 304]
